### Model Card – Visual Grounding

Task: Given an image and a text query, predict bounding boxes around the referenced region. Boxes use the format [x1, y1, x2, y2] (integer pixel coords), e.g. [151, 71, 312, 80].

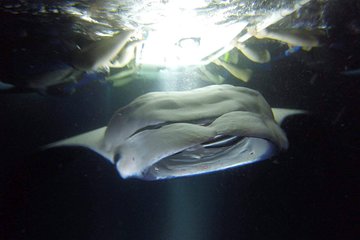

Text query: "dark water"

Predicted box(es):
[1, 1, 359, 240]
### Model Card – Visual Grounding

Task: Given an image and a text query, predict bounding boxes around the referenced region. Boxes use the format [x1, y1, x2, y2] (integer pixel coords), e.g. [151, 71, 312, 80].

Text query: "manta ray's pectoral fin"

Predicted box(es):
[272, 108, 308, 125]
[45, 127, 113, 163]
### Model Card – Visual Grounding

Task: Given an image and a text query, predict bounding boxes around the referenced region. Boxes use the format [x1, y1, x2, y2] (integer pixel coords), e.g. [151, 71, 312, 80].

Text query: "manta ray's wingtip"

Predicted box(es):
[272, 108, 308, 125]
[43, 127, 114, 163]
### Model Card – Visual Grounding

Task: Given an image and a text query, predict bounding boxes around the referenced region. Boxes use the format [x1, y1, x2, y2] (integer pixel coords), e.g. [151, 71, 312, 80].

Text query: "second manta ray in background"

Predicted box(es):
[48, 85, 305, 180]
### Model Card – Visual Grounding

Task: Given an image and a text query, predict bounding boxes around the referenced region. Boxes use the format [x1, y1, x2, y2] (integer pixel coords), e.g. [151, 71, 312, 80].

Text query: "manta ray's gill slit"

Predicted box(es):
[201, 135, 245, 148]
[128, 118, 216, 138]
[129, 122, 166, 137]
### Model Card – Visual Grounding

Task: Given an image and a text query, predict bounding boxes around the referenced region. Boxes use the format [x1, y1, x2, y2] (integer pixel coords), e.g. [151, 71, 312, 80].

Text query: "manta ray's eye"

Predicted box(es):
[113, 152, 122, 164]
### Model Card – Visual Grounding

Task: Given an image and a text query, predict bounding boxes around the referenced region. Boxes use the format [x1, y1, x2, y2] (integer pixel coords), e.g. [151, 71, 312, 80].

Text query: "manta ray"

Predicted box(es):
[49, 84, 304, 180]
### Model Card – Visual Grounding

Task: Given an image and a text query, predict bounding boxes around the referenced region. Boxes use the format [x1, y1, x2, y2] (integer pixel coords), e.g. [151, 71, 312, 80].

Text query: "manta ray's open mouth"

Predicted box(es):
[141, 135, 277, 180]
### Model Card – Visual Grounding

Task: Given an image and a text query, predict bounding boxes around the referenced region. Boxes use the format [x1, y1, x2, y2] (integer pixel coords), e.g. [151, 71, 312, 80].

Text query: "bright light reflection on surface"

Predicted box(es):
[138, 10, 247, 67]
[136, 0, 311, 68]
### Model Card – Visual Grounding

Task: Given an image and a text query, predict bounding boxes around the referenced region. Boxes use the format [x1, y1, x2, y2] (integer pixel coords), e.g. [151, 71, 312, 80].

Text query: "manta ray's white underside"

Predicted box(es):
[49, 85, 304, 180]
